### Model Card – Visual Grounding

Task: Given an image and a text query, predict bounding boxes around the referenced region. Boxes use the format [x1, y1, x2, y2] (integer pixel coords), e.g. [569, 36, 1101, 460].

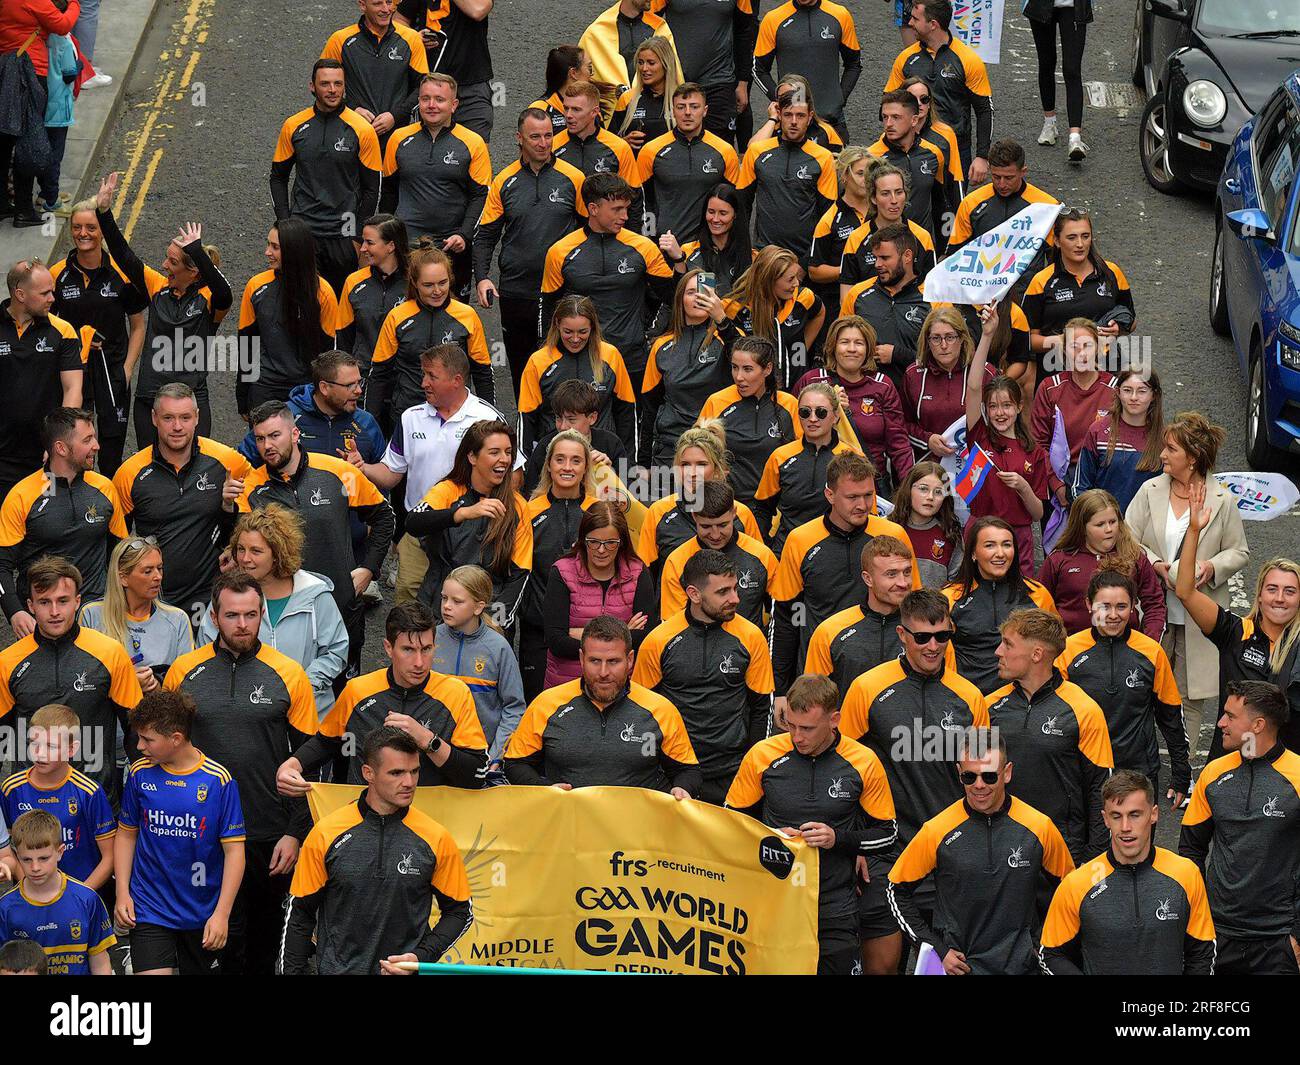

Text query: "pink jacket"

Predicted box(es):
[544, 553, 644, 687]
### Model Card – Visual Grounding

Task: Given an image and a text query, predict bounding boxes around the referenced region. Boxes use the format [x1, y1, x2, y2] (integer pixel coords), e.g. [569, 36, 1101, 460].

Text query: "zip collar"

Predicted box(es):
[356, 789, 411, 823]
[1010, 668, 1065, 705]
[581, 680, 632, 713]
[1107, 843, 1156, 870]
[33, 623, 80, 649]
[212, 639, 263, 665]
[963, 793, 1012, 819]
[386, 666, 432, 700]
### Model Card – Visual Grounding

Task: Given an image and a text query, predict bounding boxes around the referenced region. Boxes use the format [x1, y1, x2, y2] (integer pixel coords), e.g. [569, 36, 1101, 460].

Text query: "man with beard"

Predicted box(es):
[239, 401, 394, 678]
[867, 91, 953, 249]
[635, 550, 773, 804]
[115, 383, 251, 625]
[270, 59, 383, 292]
[839, 225, 930, 395]
[504, 615, 701, 796]
[164, 570, 317, 975]
[0, 409, 126, 629]
[657, 480, 775, 626]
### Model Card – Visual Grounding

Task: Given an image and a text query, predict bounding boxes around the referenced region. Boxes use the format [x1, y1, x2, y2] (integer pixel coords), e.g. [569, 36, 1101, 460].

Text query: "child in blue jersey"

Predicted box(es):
[0, 811, 115, 975]
[115, 689, 246, 976]
[2, 704, 116, 889]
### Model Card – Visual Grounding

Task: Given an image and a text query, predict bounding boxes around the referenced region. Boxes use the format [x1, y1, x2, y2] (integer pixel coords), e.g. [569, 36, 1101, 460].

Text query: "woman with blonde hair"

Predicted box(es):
[902, 306, 995, 461]
[611, 36, 679, 150]
[638, 421, 763, 576]
[725, 245, 824, 392]
[643, 269, 740, 468]
[81, 536, 194, 693]
[1127, 412, 1248, 760]
[520, 431, 599, 700]
[753, 379, 866, 554]
[202, 504, 348, 718]
[518, 294, 636, 457]
[1038, 488, 1166, 638]
[808, 148, 877, 316]
[432, 565, 526, 780]
[793, 315, 912, 491]
[1177, 484, 1300, 758]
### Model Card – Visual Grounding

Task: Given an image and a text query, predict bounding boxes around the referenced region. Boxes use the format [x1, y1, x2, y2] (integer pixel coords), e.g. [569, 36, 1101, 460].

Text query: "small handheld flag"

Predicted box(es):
[954, 443, 994, 505]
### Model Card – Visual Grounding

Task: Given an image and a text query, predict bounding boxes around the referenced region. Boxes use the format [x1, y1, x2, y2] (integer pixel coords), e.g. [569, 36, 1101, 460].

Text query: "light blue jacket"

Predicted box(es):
[45, 34, 79, 128]
[200, 570, 348, 719]
[431, 621, 526, 763]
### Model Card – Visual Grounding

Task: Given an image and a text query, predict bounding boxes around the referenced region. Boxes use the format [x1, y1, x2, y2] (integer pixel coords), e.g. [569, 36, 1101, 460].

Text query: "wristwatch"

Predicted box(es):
[425, 733, 444, 754]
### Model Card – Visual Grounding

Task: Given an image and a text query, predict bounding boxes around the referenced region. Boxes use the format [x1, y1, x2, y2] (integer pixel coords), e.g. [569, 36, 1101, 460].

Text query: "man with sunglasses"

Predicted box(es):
[839, 588, 986, 974]
[888, 728, 1074, 974]
[987, 608, 1113, 866]
[727, 672, 896, 975]
[1041, 770, 1215, 975]
[114, 382, 252, 627]
[900, 76, 965, 206]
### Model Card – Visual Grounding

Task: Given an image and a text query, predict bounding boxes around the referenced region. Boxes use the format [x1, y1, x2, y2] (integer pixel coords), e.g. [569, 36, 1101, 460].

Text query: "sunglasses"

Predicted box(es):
[901, 625, 952, 645]
[126, 536, 159, 551]
[959, 771, 1000, 786]
[799, 406, 831, 419]
[912, 94, 931, 104]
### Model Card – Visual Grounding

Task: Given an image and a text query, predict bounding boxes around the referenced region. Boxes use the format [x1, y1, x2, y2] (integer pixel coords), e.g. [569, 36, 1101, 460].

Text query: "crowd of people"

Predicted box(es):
[0, 0, 1290, 979]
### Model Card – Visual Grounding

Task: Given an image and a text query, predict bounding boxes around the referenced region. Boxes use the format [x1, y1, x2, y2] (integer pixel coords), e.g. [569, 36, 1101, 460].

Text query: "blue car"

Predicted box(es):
[1213, 73, 1300, 468]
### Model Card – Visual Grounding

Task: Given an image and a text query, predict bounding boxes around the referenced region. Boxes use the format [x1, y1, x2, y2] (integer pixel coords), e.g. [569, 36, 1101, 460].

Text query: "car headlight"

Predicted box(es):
[1184, 80, 1227, 127]
[1281, 321, 1300, 345]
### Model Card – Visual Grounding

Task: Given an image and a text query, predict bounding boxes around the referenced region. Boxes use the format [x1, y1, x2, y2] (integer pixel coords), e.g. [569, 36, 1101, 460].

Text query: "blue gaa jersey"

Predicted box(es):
[118, 754, 245, 930]
[0, 873, 115, 975]
[1, 768, 116, 883]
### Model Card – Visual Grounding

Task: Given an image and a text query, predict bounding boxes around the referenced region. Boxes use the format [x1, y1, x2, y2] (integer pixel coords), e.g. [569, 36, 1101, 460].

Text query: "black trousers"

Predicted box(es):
[133, 391, 211, 450]
[244, 381, 297, 411]
[1216, 933, 1300, 975]
[455, 81, 495, 142]
[315, 235, 360, 296]
[220, 836, 292, 975]
[1029, 11, 1088, 128]
[703, 82, 737, 141]
[519, 629, 548, 704]
[499, 294, 542, 397]
[817, 942, 858, 975]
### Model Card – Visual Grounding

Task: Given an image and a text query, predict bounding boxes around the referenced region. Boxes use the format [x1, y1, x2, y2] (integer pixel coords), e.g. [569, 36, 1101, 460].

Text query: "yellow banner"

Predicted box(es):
[308, 784, 820, 975]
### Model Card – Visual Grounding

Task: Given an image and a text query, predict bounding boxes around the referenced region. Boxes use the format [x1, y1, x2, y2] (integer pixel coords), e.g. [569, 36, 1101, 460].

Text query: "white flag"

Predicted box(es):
[923, 203, 1063, 305]
[951, 0, 1005, 64]
[1214, 472, 1300, 521]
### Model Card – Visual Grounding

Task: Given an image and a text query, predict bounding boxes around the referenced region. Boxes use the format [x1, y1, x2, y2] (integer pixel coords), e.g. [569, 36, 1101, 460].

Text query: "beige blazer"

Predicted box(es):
[1125, 474, 1250, 700]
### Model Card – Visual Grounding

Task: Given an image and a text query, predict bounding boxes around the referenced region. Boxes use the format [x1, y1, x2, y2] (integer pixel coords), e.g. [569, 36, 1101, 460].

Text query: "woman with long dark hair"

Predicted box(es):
[533, 45, 597, 133]
[1075, 367, 1165, 513]
[611, 36, 678, 151]
[964, 304, 1054, 574]
[92, 171, 232, 449]
[518, 295, 636, 458]
[892, 461, 964, 588]
[643, 270, 740, 468]
[1022, 208, 1135, 396]
[698, 336, 801, 508]
[725, 245, 824, 392]
[943, 516, 1056, 694]
[658, 183, 751, 298]
[406, 420, 532, 633]
[1038, 488, 1166, 639]
[50, 199, 148, 476]
[237, 217, 338, 414]
[338, 214, 410, 396]
[544, 500, 655, 688]
[370, 240, 493, 424]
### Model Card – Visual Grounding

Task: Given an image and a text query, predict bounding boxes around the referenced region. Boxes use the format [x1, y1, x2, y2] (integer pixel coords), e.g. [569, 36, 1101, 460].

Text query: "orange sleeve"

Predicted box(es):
[856, 751, 895, 822]
[736, 147, 757, 191]
[479, 174, 505, 226]
[372, 305, 400, 364]
[654, 699, 698, 766]
[517, 354, 545, 414]
[286, 664, 319, 735]
[106, 482, 129, 539]
[465, 309, 491, 366]
[1152, 646, 1183, 708]
[630, 628, 665, 689]
[743, 629, 774, 694]
[1182, 861, 1216, 943]
[725, 747, 766, 809]
[889, 821, 938, 884]
[642, 337, 666, 393]
[108, 646, 144, 710]
[382, 130, 402, 178]
[606, 346, 636, 403]
[1074, 696, 1114, 768]
[1040, 869, 1086, 949]
[736, 502, 763, 543]
[839, 676, 870, 739]
[753, 12, 777, 57]
[511, 496, 533, 570]
[430, 827, 471, 902]
[1035, 815, 1076, 878]
[769, 533, 807, 602]
[804, 621, 833, 677]
[469, 137, 493, 188]
[964, 53, 992, 98]
[503, 702, 547, 759]
[357, 122, 383, 173]
[754, 448, 782, 503]
[288, 823, 330, 896]
[238, 276, 258, 330]
[341, 462, 385, 509]
[659, 552, 688, 621]
[272, 116, 297, 164]
[884, 51, 908, 92]
[541, 239, 570, 294]
[446, 681, 488, 751]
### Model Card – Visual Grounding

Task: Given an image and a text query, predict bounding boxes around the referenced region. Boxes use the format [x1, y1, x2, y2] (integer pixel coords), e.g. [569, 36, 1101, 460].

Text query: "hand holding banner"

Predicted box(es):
[923, 203, 1063, 305]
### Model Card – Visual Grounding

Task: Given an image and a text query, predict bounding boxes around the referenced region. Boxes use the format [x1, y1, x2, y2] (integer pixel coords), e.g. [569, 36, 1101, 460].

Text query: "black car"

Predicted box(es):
[1133, 0, 1300, 193]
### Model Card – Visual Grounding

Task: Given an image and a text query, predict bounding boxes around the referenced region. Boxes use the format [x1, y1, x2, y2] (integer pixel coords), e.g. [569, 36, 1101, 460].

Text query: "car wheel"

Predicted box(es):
[1209, 222, 1231, 337]
[1140, 94, 1187, 195]
[1131, 5, 1145, 88]
[1246, 351, 1287, 470]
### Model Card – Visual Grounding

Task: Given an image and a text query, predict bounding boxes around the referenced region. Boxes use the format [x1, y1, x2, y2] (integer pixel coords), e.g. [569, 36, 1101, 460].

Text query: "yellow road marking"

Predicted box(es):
[124, 149, 165, 242]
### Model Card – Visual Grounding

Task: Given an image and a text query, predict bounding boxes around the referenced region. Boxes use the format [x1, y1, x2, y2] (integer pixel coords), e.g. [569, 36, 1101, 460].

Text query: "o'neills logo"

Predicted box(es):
[758, 835, 795, 880]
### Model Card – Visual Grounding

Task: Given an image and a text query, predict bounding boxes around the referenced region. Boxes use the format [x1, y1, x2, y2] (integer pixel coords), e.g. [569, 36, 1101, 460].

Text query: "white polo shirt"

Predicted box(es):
[382, 392, 525, 510]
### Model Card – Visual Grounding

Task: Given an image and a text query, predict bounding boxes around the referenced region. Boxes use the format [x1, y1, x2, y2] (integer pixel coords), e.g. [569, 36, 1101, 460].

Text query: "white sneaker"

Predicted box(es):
[1037, 116, 1058, 145]
[1068, 132, 1089, 161]
[83, 72, 113, 88]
